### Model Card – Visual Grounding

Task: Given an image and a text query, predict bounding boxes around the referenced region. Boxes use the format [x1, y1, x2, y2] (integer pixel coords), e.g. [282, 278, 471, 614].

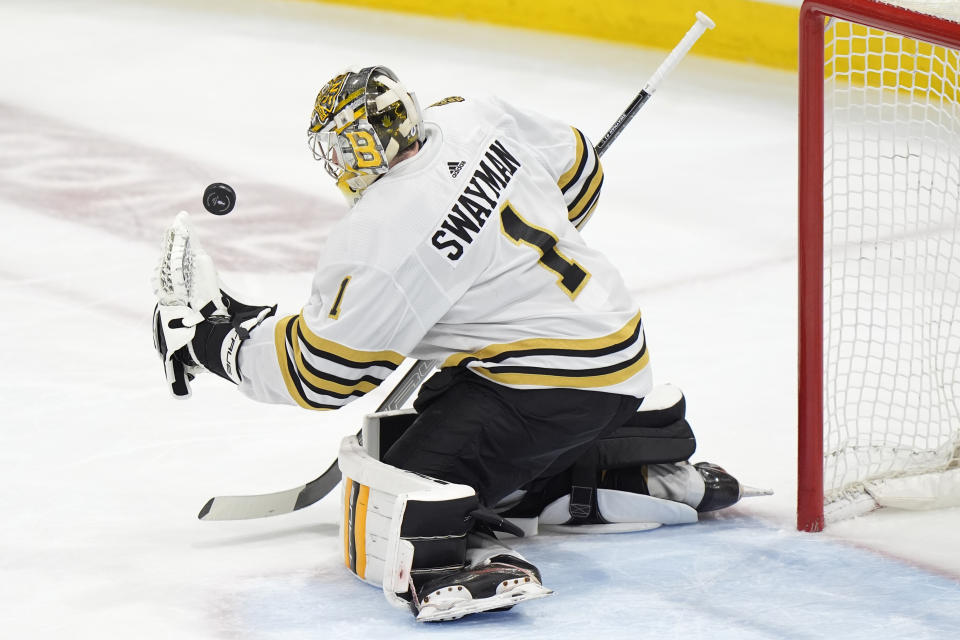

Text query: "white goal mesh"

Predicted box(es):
[821, 0, 960, 520]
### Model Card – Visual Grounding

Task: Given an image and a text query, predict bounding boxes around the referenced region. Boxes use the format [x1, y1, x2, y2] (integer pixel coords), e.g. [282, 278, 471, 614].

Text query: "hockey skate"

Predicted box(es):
[414, 555, 553, 622]
[695, 462, 772, 512]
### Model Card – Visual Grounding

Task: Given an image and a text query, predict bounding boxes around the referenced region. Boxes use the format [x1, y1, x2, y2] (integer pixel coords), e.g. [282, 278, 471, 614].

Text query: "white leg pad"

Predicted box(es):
[338, 435, 477, 609]
[536, 488, 698, 533]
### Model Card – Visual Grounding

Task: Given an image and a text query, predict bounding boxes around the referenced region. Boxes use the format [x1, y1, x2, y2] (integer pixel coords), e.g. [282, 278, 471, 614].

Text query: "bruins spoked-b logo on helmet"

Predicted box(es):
[308, 66, 424, 206]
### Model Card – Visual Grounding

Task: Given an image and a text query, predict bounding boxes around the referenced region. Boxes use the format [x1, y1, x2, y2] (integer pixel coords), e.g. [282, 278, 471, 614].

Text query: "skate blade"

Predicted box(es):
[416, 583, 554, 623]
[741, 484, 774, 498]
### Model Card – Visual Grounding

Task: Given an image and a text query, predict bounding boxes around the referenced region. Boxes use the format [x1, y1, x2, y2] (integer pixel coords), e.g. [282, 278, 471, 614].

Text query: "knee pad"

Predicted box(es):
[595, 383, 696, 466]
[500, 384, 700, 530]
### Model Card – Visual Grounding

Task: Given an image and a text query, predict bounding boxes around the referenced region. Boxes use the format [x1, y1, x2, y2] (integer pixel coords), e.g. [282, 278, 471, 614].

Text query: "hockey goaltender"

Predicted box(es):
[151, 66, 767, 622]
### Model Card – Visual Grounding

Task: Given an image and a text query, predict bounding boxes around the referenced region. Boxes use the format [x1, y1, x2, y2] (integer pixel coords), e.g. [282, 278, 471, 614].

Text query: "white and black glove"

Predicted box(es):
[151, 212, 276, 397]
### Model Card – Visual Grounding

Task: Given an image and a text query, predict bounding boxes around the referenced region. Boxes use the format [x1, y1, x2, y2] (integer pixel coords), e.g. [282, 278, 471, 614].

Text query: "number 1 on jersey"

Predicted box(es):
[500, 202, 590, 299]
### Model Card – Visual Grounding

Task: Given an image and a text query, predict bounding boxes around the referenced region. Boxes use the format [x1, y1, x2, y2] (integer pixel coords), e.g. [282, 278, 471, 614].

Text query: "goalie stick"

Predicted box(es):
[197, 358, 437, 520]
[198, 12, 716, 521]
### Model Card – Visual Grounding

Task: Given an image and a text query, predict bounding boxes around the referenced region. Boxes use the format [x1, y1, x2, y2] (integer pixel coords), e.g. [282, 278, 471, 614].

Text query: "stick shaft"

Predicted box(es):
[596, 11, 715, 155]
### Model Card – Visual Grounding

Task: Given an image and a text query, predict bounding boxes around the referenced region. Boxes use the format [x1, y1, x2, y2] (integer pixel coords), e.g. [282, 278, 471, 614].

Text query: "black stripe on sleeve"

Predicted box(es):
[560, 129, 591, 194]
[567, 157, 602, 216]
[282, 318, 347, 410]
[296, 323, 401, 371]
[571, 176, 603, 228]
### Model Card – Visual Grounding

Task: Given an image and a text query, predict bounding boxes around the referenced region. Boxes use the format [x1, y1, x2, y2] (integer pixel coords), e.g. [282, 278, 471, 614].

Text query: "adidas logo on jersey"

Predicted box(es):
[447, 161, 465, 178]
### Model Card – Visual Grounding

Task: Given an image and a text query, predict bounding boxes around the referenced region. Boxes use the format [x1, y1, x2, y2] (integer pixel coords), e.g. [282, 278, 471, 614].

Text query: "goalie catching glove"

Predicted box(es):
[151, 212, 276, 397]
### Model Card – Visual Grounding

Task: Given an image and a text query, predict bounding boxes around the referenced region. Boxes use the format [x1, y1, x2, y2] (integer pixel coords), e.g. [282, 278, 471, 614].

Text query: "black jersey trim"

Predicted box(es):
[443, 309, 644, 368]
[558, 128, 591, 194]
[567, 169, 603, 224]
[275, 316, 341, 410]
[472, 335, 649, 388]
[296, 314, 403, 369]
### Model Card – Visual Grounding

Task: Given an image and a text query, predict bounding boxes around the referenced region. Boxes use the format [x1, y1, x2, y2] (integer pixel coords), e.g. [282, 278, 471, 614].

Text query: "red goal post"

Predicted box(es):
[798, 0, 960, 532]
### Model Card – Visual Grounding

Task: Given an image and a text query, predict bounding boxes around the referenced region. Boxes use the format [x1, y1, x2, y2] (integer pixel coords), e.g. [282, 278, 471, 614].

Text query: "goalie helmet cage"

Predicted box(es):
[798, 0, 960, 532]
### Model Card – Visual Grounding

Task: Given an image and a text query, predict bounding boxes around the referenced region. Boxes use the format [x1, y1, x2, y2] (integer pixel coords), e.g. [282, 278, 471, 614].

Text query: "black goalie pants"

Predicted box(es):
[382, 367, 642, 507]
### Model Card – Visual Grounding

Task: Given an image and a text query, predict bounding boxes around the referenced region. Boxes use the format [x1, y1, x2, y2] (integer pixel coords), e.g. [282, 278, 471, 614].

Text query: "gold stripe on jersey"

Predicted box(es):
[471, 340, 648, 388]
[555, 127, 604, 228]
[290, 327, 380, 397]
[442, 308, 644, 368]
[274, 314, 402, 410]
[297, 312, 404, 367]
[574, 197, 601, 231]
[567, 165, 603, 227]
[275, 315, 322, 411]
[557, 127, 586, 191]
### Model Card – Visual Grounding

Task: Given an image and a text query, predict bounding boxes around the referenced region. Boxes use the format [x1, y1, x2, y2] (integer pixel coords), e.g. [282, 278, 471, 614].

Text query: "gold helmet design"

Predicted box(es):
[308, 66, 424, 205]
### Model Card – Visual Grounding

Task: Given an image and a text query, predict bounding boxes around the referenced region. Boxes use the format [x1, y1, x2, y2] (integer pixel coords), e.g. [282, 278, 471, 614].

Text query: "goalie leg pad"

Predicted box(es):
[337, 433, 480, 611]
[538, 488, 698, 531]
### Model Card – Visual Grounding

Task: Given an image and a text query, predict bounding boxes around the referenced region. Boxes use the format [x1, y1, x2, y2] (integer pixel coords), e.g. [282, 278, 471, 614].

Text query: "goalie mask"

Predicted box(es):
[308, 66, 424, 206]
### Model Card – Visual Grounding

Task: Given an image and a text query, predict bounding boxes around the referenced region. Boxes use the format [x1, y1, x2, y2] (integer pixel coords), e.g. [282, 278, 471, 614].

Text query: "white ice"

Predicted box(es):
[1, 1, 959, 638]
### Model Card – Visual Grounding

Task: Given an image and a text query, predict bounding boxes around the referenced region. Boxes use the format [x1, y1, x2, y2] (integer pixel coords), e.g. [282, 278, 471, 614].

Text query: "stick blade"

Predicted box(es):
[197, 465, 344, 521]
[197, 485, 305, 521]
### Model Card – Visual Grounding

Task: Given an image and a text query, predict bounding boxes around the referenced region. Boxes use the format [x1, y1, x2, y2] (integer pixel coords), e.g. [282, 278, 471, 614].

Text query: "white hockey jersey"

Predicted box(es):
[237, 95, 652, 410]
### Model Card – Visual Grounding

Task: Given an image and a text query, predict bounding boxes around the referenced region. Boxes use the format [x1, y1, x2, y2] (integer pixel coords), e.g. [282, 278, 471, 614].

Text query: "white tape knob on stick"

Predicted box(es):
[645, 11, 717, 95]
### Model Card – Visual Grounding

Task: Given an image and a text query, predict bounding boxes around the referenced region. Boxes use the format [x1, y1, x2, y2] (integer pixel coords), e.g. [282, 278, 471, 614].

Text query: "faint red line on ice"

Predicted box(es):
[0, 101, 342, 273]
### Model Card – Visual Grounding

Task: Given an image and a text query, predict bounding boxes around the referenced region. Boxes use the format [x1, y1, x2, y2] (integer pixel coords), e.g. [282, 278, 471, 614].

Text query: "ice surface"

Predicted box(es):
[1, 1, 958, 638]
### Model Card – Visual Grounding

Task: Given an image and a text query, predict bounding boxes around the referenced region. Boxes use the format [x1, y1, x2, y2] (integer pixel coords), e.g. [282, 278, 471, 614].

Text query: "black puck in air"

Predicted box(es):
[203, 182, 236, 215]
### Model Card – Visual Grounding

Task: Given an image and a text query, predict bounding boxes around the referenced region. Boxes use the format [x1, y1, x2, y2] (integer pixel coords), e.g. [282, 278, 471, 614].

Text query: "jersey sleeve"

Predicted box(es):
[236, 261, 435, 411]
[491, 96, 604, 230]
[556, 126, 603, 229]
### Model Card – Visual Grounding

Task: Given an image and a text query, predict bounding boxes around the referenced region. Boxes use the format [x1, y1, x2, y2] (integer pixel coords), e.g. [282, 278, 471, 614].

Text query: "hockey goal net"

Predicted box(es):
[798, 0, 960, 531]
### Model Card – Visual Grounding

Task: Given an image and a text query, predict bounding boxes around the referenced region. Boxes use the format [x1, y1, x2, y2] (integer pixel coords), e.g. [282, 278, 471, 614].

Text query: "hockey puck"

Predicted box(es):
[203, 182, 236, 215]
